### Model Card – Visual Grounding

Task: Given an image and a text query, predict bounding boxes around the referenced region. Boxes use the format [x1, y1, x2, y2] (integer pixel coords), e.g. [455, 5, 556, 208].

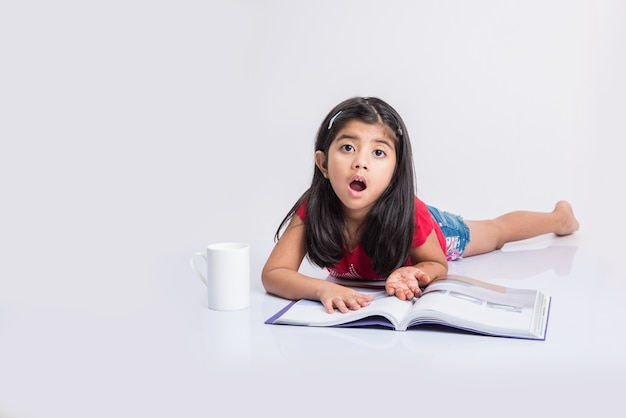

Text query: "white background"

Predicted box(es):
[1, 1, 624, 417]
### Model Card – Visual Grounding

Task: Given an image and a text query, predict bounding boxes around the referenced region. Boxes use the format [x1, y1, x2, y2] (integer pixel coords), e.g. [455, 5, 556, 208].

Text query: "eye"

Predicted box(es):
[373, 149, 386, 158]
[340, 144, 354, 152]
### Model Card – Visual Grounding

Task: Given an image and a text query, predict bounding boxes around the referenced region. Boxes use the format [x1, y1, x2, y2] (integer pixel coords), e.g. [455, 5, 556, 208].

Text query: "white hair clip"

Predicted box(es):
[328, 111, 342, 129]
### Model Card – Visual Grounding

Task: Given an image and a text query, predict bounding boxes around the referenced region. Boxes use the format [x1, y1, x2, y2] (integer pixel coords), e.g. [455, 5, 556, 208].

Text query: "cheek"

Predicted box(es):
[378, 159, 397, 181]
[326, 154, 347, 173]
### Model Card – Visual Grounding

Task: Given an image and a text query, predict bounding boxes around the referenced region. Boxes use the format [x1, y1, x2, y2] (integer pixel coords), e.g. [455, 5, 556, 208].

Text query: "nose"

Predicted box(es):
[353, 151, 368, 170]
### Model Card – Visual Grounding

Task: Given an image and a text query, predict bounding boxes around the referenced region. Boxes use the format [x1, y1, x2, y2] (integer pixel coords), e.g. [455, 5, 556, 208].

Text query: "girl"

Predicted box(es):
[262, 97, 579, 314]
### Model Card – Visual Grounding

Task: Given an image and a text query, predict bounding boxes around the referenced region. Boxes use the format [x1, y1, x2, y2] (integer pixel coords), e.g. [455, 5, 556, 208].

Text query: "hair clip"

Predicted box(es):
[398, 127, 403, 136]
[328, 111, 342, 129]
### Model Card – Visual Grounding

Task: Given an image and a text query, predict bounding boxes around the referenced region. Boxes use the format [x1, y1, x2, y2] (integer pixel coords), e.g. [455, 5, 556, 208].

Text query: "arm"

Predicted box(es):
[385, 230, 448, 300]
[261, 215, 374, 313]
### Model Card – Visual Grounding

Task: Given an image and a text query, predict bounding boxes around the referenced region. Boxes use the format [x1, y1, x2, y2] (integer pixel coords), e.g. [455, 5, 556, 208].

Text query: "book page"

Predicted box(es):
[405, 277, 547, 337]
[408, 291, 537, 331]
[422, 278, 539, 310]
[271, 291, 413, 329]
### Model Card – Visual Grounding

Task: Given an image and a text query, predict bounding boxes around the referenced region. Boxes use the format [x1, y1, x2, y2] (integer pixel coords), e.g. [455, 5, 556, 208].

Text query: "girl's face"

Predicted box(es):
[316, 120, 397, 219]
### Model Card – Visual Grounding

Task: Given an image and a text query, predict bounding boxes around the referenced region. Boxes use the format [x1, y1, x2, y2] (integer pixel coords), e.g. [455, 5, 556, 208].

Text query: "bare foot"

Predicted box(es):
[554, 200, 580, 236]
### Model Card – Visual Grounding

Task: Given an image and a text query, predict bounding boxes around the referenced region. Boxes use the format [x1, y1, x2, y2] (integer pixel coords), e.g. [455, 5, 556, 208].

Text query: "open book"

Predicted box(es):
[265, 275, 551, 340]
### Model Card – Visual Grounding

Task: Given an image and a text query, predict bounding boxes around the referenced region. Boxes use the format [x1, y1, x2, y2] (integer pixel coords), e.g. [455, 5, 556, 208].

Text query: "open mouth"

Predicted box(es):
[350, 179, 366, 192]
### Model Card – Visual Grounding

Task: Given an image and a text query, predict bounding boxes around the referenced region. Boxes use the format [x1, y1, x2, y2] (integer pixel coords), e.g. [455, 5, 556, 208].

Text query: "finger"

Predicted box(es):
[411, 286, 423, 297]
[384, 282, 398, 296]
[344, 297, 363, 311]
[386, 284, 397, 296]
[417, 272, 431, 285]
[363, 293, 375, 301]
[322, 300, 336, 314]
[333, 298, 349, 314]
[355, 293, 374, 307]
[408, 282, 422, 295]
[346, 293, 374, 310]
[395, 288, 408, 300]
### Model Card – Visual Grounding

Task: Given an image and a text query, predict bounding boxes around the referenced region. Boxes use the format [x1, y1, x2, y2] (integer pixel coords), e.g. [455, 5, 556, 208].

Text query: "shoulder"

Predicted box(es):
[296, 199, 307, 221]
[413, 196, 430, 219]
[412, 196, 436, 246]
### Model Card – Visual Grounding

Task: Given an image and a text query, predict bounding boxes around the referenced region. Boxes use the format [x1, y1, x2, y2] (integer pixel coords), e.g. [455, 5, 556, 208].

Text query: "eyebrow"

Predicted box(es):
[335, 134, 394, 149]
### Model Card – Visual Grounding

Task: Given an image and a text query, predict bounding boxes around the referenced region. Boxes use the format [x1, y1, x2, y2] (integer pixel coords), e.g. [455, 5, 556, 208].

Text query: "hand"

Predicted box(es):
[385, 266, 433, 300]
[319, 285, 374, 314]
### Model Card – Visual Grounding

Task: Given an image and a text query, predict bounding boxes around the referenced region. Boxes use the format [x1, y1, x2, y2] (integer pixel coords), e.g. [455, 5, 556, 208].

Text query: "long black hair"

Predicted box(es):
[275, 97, 417, 277]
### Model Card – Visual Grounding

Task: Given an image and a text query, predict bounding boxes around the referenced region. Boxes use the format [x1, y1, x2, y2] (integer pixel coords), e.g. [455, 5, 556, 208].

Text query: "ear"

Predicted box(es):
[315, 150, 328, 178]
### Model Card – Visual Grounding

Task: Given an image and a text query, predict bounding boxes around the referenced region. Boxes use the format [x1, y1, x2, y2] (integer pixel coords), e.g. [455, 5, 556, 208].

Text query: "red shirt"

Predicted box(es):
[296, 196, 446, 280]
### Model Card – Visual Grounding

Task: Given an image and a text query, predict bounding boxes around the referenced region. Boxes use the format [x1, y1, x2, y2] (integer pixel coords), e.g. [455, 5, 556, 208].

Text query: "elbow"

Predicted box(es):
[261, 265, 272, 292]
[261, 264, 282, 295]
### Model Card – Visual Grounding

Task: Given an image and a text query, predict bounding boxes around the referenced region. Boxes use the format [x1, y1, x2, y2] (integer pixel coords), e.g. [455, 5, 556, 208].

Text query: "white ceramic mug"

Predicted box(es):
[190, 242, 250, 310]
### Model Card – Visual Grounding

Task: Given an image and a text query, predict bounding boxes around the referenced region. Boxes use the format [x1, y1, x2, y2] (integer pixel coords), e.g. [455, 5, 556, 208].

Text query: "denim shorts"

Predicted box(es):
[426, 205, 471, 261]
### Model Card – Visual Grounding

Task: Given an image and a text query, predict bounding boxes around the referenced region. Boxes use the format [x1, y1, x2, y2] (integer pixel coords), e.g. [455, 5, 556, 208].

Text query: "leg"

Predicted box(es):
[463, 200, 579, 257]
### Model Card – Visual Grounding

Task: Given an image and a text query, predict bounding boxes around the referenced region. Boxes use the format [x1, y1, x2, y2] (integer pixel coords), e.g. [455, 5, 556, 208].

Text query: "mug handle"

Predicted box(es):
[190, 252, 208, 285]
